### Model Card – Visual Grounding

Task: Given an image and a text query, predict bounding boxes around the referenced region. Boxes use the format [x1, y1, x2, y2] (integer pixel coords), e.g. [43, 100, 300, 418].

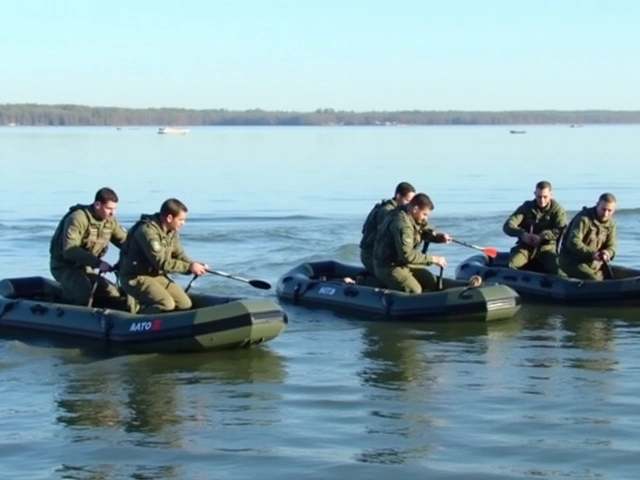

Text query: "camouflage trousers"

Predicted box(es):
[374, 265, 459, 294]
[358, 250, 386, 287]
[360, 249, 375, 274]
[51, 266, 121, 306]
[508, 246, 565, 276]
[558, 257, 605, 281]
[120, 275, 192, 314]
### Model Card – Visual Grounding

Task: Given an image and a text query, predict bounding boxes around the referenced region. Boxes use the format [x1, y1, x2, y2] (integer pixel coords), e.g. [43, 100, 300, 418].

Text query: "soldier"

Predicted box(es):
[118, 198, 209, 313]
[372, 193, 464, 294]
[49, 187, 127, 305]
[559, 193, 617, 280]
[503, 180, 567, 274]
[359, 182, 416, 273]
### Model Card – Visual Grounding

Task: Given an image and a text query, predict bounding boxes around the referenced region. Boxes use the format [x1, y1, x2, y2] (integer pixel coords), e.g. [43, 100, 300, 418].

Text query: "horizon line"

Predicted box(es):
[2, 103, 640, 114]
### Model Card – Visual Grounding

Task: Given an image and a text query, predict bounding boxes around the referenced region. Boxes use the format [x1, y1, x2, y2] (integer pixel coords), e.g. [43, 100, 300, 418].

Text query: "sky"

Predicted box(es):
[1, 0, 639, 111]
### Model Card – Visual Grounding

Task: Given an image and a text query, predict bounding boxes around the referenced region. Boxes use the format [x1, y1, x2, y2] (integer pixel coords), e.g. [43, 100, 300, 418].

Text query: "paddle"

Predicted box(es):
[184, 269, 272, 293]
[206, 269, 271, 290]
[529, 226, 539, 259]
[184, 274, 199, 293]
[451, 238, 498, 258]
[87, 272, 104, 308]
[437, 265, 444, 291]
[603, 259, 615, 280]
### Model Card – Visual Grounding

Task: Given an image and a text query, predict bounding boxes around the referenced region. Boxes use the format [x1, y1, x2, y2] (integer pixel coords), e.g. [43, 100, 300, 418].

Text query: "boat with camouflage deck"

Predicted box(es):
[276, 260, 522, 322]
[0, 275, 287, 354]
[455, 251, 640, 305]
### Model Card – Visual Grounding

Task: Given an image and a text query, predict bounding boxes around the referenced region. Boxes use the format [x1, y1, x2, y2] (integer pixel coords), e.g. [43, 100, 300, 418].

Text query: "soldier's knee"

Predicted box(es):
[174, 294, 192, 310]
[413, 271, 437, 292]
[156, 296, 176, 311]
[402, 277, 422, 294]
[560, 261, 600, 280]
[142, 295, 176, 313]
[574, 263, 599, 280]
[508, 251, 528, 269]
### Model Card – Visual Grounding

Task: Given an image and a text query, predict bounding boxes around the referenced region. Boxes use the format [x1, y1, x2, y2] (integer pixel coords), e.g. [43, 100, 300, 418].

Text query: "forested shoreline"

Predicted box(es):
[2, 104, 640, 126]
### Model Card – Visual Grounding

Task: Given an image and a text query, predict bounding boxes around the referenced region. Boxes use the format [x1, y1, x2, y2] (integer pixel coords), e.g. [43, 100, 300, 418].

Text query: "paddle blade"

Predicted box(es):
[483, 248, 498, 258]
[249, 279, 272, 290]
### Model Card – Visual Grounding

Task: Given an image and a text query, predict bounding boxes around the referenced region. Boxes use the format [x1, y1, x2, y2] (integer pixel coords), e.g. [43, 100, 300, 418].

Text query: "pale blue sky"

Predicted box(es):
[2, 0, 639, 111]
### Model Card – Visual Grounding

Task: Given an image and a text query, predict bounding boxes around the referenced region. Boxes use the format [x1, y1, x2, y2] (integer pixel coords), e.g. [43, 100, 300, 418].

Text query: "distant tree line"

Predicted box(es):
[2, 103, 640, 126]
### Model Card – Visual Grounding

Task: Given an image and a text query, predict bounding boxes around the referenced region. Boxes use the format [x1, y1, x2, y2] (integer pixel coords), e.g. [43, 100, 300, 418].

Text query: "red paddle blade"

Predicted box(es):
[483, 248, 498, 258]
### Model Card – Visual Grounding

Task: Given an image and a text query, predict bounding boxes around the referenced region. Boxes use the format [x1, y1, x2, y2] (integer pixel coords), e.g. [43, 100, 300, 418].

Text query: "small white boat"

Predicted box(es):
[157, 126, 190, 135]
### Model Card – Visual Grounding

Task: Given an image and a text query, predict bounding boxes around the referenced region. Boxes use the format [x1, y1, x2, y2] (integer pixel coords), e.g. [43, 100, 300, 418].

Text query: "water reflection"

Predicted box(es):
[55, 359, 184, 449]
[54, 464, 180, 480]
[55, 374, 123, 430]
[56, 347, 288, 428]
[54, 347, 287, 477]
[356, 320, 523, 390]
[121, 369, 182, 443]
[353, 444, 435, 465]
[564, 316, 618, 374]
[116, 347, 288, 385]
[357, 322, 437, 389]
[505, 304, 640, 405]
[353, 319, 521, 466]
[519, 304, 626, 373]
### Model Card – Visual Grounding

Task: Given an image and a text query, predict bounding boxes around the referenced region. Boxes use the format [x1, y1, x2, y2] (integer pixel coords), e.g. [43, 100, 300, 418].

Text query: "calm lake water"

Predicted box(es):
[1, 125, 639, 479]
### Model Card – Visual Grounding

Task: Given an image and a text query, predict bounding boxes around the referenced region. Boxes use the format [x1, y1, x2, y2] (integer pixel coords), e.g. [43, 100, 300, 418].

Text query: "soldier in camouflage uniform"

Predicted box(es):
[118, 198, 209, 314]
[559, 193, 618, 280]
[359, 182, 416, 273]
[372, 193, 460, 294]
[502, 181, 568, 274]
[49, 187, 127, 305]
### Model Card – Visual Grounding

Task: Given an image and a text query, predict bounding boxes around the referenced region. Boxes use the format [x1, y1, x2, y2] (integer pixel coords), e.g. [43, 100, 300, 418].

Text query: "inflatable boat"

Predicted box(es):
[276, 260, 521, 322]
[0, 275, 288, 354]
[455, 252, 640, 305]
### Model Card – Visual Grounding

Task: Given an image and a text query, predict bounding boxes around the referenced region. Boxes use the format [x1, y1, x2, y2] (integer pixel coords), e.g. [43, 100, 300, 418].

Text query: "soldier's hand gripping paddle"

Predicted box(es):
[206, 269, 272, 290]
[452, 238, 498, 258]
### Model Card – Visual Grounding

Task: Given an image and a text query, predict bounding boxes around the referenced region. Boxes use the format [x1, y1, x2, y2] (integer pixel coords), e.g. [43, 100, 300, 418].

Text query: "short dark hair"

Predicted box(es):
[535, 181, 552, 191]
[395, 182, 416, 197]
[598, 192, 616, 204]
[160, 198, 188, 217]
[94, 187, 118, 204]
[409, 193, 434, 210]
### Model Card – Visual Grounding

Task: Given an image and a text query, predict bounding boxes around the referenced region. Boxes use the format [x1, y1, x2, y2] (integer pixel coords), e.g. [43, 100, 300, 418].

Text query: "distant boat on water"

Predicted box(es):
[509, 129, 526, 134]
[158, 126, 190, 135]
